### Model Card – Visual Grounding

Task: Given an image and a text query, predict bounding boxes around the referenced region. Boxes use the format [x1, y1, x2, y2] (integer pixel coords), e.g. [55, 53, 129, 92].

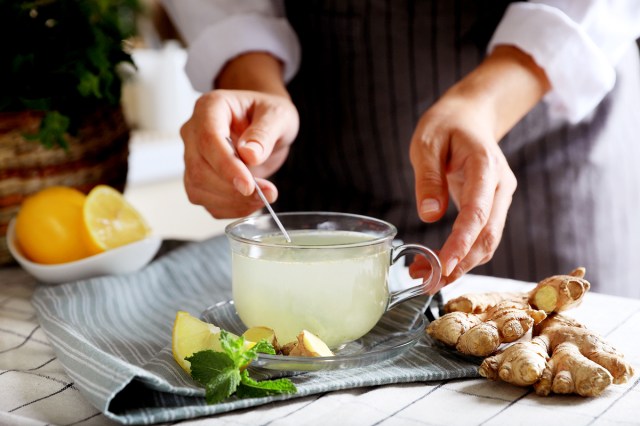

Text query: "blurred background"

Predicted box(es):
[121, 0, 234, 242]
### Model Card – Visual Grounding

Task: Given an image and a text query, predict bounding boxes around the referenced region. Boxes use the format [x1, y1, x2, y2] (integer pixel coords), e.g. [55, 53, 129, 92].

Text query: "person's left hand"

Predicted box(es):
[408, 92, 517, 293]
[407, 46, 550, 294]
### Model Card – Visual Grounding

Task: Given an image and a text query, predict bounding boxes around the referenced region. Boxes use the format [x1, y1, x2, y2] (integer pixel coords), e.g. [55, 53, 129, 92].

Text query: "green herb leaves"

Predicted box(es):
[187, 350, 240, 404]
[236, 371, 297, 399]
[186, 330, 296, 404]
[0, 0, 140, 149]
[23, 111, 70, 149]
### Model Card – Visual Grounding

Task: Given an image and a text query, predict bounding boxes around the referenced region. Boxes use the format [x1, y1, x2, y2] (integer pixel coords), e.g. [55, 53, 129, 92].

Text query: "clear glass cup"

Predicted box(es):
[225, 212, 441, 349]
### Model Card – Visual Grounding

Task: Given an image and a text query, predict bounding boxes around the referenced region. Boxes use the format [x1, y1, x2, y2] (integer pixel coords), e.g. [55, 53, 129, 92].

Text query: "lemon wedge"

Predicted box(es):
[172, 311, 227, 373]
[83, 185, 150, 254]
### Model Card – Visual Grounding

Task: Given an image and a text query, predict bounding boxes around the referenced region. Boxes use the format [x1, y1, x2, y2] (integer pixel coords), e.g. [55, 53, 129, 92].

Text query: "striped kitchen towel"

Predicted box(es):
[31, 235, 480, 425]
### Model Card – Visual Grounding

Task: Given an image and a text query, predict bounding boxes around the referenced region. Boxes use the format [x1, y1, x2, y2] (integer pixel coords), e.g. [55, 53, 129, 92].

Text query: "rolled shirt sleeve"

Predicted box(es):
[161, 0, 300, 93]
[488, 1, 640, 123]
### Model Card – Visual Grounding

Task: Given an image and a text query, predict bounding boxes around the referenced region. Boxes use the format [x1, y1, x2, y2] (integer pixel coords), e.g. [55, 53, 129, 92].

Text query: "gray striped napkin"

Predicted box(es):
[31, 236, 480, 425]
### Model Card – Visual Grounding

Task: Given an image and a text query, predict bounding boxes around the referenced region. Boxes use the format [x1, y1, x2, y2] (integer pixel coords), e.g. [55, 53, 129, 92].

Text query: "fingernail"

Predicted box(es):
[444, 257, 459, 276]
[420, 198, 440, 216]
[233, 177, 251, 196]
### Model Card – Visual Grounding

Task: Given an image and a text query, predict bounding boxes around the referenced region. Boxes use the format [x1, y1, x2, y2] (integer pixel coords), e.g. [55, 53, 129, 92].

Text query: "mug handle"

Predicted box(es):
[387, 244, 442, 310]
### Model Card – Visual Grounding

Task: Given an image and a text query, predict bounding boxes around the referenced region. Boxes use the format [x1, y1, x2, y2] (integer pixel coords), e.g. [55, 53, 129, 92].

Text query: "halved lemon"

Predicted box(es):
[83, 185, 150, 254]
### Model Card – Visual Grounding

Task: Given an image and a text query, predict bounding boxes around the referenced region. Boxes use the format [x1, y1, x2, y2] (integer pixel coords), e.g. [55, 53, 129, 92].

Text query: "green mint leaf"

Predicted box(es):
[253, 339, 277, 355]
[236, 370, 297, 399]
[219, 330, 267, 368]
[219, 330, 246, 367]
[186, 350, 234, 386]
[204, 368, 241, 404]
[186, 350, 241, 404]
[237, 340, 272, 366]
[185, 335, 291, 405]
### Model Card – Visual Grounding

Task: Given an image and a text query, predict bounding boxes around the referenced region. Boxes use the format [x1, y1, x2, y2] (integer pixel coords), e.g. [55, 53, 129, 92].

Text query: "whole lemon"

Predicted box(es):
[15, 186, 91, 264]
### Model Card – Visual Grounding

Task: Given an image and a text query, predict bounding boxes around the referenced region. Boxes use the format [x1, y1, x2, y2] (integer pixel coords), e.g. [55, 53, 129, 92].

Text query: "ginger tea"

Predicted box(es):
[232, 230, 390, 348]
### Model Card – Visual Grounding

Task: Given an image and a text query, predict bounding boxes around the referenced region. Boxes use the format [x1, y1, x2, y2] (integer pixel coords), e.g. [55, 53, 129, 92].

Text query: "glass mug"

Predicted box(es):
[225, 212, 441, 349]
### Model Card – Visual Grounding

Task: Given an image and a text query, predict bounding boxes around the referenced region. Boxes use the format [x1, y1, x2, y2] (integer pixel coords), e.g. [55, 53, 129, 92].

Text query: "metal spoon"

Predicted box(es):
[225, 136, 292, 243]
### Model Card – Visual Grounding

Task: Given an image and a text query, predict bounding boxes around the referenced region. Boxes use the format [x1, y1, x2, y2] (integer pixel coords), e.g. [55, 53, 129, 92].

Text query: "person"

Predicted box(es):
[161, 0, 640, 298]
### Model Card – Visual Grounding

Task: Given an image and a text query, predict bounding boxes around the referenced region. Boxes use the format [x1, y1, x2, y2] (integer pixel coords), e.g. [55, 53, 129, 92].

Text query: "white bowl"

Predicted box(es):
[7, 219, 162, 284]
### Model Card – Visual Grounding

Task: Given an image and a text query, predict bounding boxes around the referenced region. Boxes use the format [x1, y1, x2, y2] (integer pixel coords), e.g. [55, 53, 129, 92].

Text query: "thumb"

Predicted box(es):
[413, 150, 448, 223]
[237, 103, 292, 166]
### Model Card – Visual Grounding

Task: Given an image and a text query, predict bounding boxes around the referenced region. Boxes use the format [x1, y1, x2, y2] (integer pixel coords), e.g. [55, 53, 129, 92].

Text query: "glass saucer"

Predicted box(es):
[200, 299, 427, 372]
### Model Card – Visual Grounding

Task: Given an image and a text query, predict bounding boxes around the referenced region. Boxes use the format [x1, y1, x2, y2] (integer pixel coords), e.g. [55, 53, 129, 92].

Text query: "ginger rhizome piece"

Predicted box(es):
[427, 300, 546, 357]
[444, 292, 528, 314]
[443, 267, 590, 316]
[287, 330, 334, 357]
[479, 314, 635, 397]
[527, 267, 590, 314]
[430, 267, 591, 357]
[430, 267, 635, 397]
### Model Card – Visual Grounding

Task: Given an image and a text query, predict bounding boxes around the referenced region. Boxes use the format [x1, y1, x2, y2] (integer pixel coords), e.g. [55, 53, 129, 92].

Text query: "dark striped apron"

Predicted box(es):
[273, 0, 640, 298]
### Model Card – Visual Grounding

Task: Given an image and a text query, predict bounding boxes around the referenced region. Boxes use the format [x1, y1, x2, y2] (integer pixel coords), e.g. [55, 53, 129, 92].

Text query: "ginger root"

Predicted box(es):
[428, 300, 546, 357]
[287, 330, 334, 357]
[430, 267, 635, 397]
[479, 314, 635, 397]
[444, 267, 590, 315]
[444, 292, 529, 314]
[430, 268, 590, 357]
[527, 267, 590, 314]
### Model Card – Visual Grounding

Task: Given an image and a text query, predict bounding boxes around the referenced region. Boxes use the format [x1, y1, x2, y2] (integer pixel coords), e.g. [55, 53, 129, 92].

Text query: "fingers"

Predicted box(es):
[411, 169, 513, 291]
[410, 136, 449, 224]
[439, 154, 498, 275]
[181, 90, 298, 218]
[184, 93, 256, 196]
[236, 98, 299, 167]
[185, 171, 278, 219]
[440, 160, 516, 284]
[408, 256, 442, 295]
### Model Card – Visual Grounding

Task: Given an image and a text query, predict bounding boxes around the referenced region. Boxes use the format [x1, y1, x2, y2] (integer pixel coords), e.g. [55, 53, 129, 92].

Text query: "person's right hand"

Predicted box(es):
[180, 52, 299, 219]
[181, 88, 299, 218]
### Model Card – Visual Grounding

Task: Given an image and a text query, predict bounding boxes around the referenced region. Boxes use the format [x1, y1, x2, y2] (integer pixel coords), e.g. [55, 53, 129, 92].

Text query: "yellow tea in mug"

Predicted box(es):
[232, 230, 389, 348]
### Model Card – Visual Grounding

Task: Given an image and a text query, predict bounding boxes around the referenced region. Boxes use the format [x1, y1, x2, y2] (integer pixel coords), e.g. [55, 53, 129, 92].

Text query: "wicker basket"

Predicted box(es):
[0, 106, 130, 265]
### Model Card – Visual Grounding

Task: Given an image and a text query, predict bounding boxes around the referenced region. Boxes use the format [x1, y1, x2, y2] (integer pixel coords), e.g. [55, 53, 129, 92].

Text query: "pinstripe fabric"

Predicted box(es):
[276, 0, 640, 298]
[30, 237, 479, 424]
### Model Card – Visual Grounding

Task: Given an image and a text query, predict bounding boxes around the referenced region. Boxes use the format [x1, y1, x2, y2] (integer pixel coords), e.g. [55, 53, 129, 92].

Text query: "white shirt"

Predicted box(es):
[161, 0, 640, 124]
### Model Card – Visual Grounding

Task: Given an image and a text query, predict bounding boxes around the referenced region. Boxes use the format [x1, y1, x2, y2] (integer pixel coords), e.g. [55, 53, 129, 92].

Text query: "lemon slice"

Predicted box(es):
[83, 185, 150, 253]
[172, 311, 226, 373]
[172, 311, 259, 373]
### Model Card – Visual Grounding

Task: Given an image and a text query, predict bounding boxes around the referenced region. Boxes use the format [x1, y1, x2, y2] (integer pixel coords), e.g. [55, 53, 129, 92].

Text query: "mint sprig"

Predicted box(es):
[236, 370, 297, 399]
[185, 330, 296, 404]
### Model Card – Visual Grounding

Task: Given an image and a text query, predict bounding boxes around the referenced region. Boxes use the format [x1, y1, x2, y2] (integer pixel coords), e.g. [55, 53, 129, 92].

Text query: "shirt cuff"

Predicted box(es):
[488, 3, 616, 124]
[184, 14, 301, 93]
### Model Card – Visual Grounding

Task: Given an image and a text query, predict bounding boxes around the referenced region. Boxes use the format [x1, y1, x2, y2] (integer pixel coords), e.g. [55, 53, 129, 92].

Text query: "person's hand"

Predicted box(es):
[408, 45, 551, 292]
[408, 93, 516, 291]
[181, 53, 299, 218]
